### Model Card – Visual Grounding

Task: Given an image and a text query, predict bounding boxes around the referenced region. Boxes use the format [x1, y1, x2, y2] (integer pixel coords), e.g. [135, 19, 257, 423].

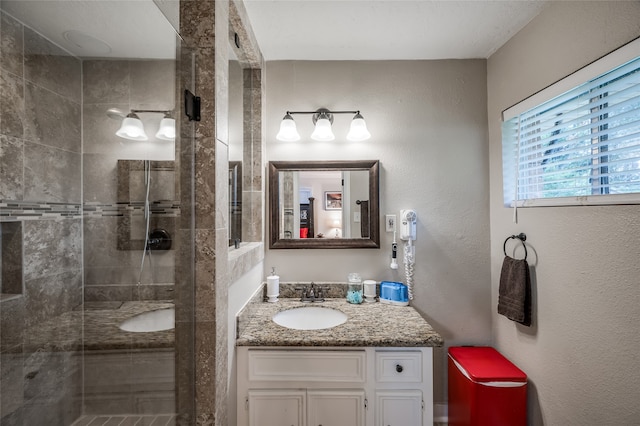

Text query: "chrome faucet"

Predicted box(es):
[295, 283, 326, 302]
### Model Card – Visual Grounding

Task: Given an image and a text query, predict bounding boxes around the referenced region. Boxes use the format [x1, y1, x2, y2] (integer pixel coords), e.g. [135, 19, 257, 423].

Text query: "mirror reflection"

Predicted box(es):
[279, 170, 370, 239]
[269, 161, 380, 249]
[228, 39, 243, 246]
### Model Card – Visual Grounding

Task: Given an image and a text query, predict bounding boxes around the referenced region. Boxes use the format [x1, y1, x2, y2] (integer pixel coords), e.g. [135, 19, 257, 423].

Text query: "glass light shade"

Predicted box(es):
[116, 116, 148, 141]
[276, 115, 300, 141]
[155, 117, 176, 140]
[346, 114, 371, 141]
[311, 117, 335, 141]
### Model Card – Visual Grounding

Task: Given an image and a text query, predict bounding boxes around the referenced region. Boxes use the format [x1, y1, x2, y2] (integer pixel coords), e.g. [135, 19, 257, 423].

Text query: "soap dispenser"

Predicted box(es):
[267, 267, 279, 303]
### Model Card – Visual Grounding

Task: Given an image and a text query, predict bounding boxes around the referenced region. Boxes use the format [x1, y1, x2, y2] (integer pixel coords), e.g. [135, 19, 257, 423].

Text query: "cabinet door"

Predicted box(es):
[248, 389, 305, 426]
[376, 390, 423, 426]
[307, 389, 365, 426]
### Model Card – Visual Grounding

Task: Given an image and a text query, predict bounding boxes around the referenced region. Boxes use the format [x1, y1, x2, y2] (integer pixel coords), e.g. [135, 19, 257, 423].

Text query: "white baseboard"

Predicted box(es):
[434, 402, 448, 423]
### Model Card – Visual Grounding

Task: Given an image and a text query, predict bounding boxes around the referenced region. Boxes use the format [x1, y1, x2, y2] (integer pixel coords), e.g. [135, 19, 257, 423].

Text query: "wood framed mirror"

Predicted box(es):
[269, 160, 380, 249]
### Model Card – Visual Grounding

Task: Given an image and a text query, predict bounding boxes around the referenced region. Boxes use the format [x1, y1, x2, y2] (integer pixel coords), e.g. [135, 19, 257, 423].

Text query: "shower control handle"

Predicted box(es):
[147, 229, 172, 250]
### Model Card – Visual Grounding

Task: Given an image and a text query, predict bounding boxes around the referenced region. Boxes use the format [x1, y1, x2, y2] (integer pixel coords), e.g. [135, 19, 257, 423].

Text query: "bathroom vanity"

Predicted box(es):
[236, 298, 443, 426]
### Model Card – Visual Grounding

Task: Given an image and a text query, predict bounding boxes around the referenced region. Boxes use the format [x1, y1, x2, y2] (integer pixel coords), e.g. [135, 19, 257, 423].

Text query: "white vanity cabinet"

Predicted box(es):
[247, 389, 305, 426]
[375, 350, 428, 426]
[307, 389, 366, 426]
[237, 347, 433, 426]
[246, 388, 366, 426]
[376, 390, 423, 426]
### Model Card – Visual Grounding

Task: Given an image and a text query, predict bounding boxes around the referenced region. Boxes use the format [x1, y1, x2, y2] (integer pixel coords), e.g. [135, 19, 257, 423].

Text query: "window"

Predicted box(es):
[502, 38, 640, 207]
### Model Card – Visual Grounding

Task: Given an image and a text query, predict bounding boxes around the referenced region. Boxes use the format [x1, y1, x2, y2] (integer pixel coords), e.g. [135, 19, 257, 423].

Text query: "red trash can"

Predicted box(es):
[448, 346, 527, 426]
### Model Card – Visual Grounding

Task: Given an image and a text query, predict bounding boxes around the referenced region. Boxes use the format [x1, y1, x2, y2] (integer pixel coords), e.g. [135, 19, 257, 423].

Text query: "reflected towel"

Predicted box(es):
[498, 256, 532, 327]
[359, 201, 369, 238]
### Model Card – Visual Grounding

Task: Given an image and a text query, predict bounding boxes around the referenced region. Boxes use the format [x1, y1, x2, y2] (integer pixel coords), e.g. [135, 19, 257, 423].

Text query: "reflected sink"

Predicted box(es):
[272, 306, 348, 330]
[119, 308, 175, 332]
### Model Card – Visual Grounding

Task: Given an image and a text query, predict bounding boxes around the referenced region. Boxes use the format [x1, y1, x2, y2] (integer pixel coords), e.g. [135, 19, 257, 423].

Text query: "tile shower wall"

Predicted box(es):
[1, 11, 83, 424]
[82, 59, 176, 302]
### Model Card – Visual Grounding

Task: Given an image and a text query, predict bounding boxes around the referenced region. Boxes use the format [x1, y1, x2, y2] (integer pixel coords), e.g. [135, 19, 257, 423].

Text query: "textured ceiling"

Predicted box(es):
[243, 0, 549, 60]
[1, 0, 548, 61]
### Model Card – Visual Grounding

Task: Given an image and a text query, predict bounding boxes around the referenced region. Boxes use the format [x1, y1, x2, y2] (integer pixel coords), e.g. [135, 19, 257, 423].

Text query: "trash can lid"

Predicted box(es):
[449, 346, 527, 383]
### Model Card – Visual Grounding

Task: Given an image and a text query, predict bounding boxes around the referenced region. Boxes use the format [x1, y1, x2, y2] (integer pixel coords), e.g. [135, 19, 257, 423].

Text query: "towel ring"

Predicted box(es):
[503, 233, 527, 260]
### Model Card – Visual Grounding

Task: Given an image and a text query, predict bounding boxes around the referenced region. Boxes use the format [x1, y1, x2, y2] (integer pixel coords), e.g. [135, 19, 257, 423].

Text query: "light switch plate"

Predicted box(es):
[354, 212, 361, 223]
[385, 214, 396, 232]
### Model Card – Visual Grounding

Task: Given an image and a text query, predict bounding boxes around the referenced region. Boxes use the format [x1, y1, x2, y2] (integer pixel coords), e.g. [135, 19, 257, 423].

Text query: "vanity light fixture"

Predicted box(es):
[109, 108, 175, 141]
[276, 113, 300, 142]
[116, 112, 147, 141]
[276, 108, 371, 142]
[155, 114, 176, 140]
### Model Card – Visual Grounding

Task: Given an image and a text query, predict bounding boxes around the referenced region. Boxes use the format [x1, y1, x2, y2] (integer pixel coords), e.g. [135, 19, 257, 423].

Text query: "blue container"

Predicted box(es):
[380, 281, 409, 306]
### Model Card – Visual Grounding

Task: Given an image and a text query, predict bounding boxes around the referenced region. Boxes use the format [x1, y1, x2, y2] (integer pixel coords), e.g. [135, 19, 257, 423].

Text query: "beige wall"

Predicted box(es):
[488, 2, 640, 425]
[264, 59, 491, 403]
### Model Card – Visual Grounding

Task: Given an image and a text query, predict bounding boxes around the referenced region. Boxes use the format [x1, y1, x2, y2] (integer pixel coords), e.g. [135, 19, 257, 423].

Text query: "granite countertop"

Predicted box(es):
[21, 301, 174, 352]
[236, 298, 444, 348]
[82, 301, 174, 351]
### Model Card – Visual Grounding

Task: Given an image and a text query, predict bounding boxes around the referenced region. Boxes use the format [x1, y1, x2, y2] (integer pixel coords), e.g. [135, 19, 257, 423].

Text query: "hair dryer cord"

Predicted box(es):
[404, 239, 415, 300]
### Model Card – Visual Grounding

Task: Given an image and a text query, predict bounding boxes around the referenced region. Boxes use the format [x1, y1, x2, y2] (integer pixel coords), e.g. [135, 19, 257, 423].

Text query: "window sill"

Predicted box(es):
[228, 242, 264, 285]
[506, 193, 640, 208]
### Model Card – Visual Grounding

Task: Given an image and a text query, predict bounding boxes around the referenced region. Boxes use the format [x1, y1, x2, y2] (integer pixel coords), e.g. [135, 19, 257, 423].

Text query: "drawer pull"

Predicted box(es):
[395, 364, 403, 373]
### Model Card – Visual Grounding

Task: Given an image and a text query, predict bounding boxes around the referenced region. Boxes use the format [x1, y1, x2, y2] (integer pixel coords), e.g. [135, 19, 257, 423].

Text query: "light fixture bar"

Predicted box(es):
[276, 108, 371, 142]
[285, 110, 360, 116]
[112, 109, 175, 142]
[130, 109, 173, 115]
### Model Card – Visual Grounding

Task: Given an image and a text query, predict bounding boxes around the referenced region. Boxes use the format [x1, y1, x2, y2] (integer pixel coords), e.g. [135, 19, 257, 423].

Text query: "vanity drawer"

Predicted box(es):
[375, 351, 423, 383]
[248, 350, 366, 383]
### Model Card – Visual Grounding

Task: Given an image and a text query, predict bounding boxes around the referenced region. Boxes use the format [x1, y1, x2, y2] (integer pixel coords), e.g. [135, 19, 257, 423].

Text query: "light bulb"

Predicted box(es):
[311, 116, 335, 141]
[116, 114, 148, 141]
[346, 113, 371, 141]
[276, 114, 300, 141]
[155, 117, 175, 140]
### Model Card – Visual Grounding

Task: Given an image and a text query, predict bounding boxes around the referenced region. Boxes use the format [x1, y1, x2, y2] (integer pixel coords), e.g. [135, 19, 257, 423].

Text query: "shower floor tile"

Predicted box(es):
[71, 414, 176, 426]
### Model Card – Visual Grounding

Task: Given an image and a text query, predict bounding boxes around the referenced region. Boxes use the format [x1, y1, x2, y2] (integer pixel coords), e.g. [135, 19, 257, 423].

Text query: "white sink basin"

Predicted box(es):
[119, 308, 175, 332]
[272, 306, 348, 330]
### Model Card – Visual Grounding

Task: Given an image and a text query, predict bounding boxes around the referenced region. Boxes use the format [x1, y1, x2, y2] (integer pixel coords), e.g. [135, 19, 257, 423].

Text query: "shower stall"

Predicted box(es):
[0, 1, 196, 424]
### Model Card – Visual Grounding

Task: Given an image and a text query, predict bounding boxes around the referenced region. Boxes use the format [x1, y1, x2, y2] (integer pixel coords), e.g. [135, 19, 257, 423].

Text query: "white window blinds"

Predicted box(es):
[502, 38, 640, 207]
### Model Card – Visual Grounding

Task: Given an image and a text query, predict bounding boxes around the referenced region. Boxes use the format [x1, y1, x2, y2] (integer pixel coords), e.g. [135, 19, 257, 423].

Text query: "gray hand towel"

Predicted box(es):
[359, 200, 369, 238]
[498, 256, 532, 327]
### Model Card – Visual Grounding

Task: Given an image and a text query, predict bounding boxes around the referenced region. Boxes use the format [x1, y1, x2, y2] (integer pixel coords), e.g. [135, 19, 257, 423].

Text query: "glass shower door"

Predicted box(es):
[0, 1, 196, 424]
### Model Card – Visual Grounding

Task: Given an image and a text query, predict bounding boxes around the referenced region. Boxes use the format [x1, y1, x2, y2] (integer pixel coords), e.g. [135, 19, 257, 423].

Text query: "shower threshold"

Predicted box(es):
[71, 413, 176, 426]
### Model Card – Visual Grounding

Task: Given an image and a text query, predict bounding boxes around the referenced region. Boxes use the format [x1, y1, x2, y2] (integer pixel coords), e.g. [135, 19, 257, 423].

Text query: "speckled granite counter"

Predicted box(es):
[82, 301, 174, 350]
[20, 301, 174, 352]
[236, 298, 443, 347]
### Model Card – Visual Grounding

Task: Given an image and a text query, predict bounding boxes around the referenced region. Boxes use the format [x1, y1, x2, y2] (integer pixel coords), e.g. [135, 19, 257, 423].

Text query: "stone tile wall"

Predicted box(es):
[241, 68, 263, 243]
[176, 1, 265, 424]
[177, 0, 230, 423]
[0, 222, 22, 296]
[0, 11, 83, 424]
